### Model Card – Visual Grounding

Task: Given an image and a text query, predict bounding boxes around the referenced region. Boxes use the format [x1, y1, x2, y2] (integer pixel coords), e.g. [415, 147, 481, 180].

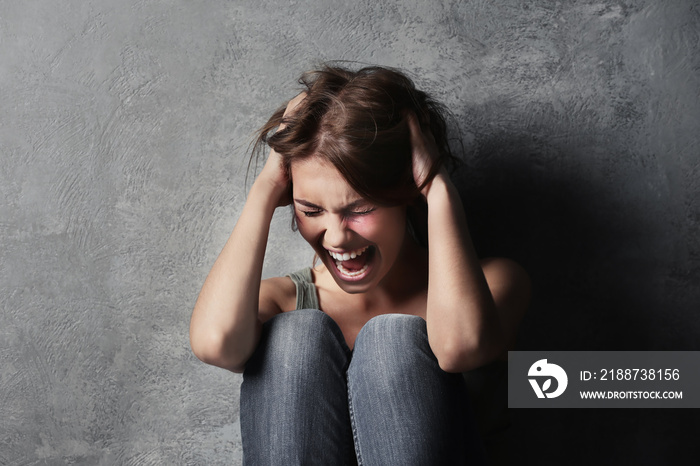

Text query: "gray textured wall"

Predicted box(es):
[2, 1, 698, 464]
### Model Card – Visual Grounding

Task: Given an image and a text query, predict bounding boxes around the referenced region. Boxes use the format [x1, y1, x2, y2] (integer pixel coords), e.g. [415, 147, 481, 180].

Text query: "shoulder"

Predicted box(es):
[480, 258, 531, 359]
[481, 257, 531, 318]
[481, 257, 529, 285]
[259, 276, 297, 323]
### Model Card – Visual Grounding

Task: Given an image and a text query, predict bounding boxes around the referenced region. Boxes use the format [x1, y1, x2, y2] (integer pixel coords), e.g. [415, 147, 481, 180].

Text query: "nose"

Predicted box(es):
[324, 214, 353, 249]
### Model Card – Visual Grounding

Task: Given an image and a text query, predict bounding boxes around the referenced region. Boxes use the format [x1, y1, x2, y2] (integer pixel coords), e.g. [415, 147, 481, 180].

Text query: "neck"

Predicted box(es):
[377, 234, 428, 297]
[340, 235, 427, 312]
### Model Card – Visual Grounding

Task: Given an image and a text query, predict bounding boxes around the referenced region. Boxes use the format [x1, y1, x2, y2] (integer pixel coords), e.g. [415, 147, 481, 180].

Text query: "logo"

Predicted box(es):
[528, 359, 568, 398]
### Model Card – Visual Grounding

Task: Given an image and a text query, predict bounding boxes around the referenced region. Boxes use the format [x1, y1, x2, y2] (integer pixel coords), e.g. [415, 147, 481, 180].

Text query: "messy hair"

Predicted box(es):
[252, 64, 458, 205]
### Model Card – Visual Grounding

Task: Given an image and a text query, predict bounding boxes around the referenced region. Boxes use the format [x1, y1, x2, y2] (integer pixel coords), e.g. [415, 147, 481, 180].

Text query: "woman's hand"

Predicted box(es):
[407, 113, 510, 371]
[191, 91, 309, 372]
[258, 92, 307, 206]
[407, 113, 445, 198]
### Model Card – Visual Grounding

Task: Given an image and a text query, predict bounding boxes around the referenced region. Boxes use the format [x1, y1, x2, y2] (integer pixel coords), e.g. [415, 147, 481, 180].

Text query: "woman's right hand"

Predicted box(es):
[191, 92, 308, 373]
[258, 92, 307, 207]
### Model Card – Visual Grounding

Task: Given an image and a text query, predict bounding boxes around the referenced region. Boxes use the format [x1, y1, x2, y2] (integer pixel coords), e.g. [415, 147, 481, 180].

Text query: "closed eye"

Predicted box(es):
[350, 208, 376, 216]
[301, 210, 322, 217]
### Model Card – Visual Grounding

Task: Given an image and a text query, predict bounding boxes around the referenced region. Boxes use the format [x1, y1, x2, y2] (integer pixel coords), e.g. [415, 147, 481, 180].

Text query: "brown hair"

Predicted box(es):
[252, 63, 458, 208]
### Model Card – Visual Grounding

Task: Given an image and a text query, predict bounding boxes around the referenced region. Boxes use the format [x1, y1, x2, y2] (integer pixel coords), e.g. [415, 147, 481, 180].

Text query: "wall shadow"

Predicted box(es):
[451, 131, 699, 464]
[452, 133, 665, 352]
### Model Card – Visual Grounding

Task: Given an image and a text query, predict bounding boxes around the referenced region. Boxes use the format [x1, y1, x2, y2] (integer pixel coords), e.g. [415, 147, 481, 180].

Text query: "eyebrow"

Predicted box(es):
[293, 198, 370, 210]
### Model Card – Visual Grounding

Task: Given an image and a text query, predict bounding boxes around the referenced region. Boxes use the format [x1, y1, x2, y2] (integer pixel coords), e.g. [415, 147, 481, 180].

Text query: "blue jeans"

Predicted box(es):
[240, 309, 486, 465]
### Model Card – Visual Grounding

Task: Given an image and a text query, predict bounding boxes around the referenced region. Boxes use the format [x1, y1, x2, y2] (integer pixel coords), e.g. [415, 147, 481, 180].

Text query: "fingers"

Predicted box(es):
[283, 92, 308, 117]
[408, 112, 439, 158]
[406, 111, 437, 150]
[406, 111, 423, 143]
[278, 92, 307, 132]
[406, 111, 444, 196]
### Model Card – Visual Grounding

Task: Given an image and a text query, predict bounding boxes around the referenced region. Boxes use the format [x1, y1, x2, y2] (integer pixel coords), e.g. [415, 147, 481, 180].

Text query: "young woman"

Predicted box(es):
[190, 64, 530, 465]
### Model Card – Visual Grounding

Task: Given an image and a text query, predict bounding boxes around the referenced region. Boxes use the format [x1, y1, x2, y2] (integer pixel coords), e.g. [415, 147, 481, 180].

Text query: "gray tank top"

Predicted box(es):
[286, 267, 320, 310]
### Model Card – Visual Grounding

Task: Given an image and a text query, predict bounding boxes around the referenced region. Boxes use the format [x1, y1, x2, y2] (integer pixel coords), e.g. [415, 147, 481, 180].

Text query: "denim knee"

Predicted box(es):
[351, 314, 433, 377]
[245, 308, 350, 378]
[241, 309, 355, 465]
[354, 313, 428, 347]
[347, 314, 483, 465]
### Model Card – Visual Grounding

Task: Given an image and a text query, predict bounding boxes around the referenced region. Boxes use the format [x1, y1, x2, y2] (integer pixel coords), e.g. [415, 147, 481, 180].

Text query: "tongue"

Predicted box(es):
[338, 252, 369, 271]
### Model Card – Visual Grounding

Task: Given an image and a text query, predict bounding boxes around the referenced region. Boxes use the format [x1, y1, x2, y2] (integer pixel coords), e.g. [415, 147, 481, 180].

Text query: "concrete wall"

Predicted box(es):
[2, 1, 698, 464]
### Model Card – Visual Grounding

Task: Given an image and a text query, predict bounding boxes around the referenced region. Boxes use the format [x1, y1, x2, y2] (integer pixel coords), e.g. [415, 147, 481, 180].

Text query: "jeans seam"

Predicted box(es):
[347, 375, 363, 466]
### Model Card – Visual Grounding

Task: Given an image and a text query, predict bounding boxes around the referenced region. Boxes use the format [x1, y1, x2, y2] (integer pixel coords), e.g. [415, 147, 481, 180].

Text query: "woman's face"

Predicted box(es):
[291, 157, 408, 294]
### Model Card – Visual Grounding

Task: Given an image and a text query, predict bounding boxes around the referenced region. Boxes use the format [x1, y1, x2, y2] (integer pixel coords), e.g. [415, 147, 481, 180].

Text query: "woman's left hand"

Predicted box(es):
[407, 113, 443, 198]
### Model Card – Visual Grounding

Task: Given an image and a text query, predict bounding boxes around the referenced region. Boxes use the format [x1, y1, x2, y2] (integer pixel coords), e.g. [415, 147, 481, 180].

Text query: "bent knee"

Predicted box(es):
[355, 313, 427, 348]
[252, 309, 347, 371]
[352, 314, 431, 371]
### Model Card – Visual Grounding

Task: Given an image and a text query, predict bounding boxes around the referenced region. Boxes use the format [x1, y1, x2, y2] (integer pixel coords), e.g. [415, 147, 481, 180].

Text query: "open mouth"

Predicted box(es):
[327, 246, 375, 281]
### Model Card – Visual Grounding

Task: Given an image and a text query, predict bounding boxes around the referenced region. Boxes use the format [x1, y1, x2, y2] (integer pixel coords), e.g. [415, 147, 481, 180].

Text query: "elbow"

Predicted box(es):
[434, 339, 480, 373]
[190, 329, 246, 373]
[433, 334, 504, 373]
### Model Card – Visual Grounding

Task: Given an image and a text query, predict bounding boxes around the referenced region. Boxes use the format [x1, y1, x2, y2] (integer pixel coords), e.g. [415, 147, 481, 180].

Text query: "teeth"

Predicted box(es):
[336, 262, 369, 277]
[327, 246, 368, 262]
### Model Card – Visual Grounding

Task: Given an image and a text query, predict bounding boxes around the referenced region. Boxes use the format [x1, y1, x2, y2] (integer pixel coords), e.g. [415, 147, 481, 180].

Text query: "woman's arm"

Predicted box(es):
[189, 177, 284, 373]
[409, 115, 530, 373]
[189, 94, 305, 373]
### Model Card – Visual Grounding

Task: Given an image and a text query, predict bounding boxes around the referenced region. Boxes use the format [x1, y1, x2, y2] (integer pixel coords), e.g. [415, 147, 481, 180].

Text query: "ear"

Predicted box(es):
[289, 203, 298, 232]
